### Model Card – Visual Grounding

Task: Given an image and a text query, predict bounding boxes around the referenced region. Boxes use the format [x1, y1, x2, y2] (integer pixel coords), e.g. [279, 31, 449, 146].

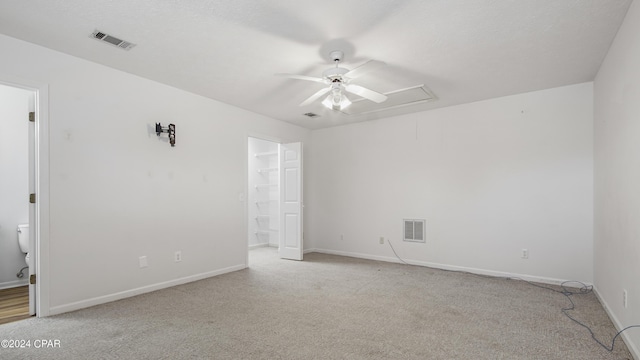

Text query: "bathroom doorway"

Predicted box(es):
[247, 136, 303, 264]
[0, 77, 48, 320]
[0, 83, 34, 322]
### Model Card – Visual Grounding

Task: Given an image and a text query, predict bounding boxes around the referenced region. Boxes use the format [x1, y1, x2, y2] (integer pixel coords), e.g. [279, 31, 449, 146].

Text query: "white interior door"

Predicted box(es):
[279, 142, 303, 260]
[28, 92, 36, 315]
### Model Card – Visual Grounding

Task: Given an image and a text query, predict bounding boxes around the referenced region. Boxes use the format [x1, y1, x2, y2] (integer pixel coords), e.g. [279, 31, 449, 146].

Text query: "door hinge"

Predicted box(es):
[29, 274, 36, 285]
[29, 193, 36, 204]
[29, 111, 35, 122]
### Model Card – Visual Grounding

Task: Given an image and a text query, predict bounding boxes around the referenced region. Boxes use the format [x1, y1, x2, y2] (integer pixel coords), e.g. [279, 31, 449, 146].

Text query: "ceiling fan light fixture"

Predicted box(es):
[339, 94, 352, 109]
[322, 90, 351, 110]
[321, 95, 333, 109]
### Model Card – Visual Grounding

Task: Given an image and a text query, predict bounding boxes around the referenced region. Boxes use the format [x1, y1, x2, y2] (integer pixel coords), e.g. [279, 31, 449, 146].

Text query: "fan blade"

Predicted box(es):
[299, 87, 331, 106]
[345, 84, 387, 103]
[344, 60, 386, 79]
[276, 73, 325, 83]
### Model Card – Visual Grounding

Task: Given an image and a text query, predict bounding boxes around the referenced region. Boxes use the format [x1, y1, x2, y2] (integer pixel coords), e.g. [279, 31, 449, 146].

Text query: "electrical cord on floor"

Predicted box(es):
[386, 239, 640, 354]
[512, 279, 640, 353]
[386, 238, 410, 265]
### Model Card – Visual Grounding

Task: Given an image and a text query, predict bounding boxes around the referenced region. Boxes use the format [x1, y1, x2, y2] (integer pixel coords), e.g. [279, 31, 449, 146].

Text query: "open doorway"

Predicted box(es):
[247, 137, 303, 264]
[247, 137, 280, 261]
[0, 83, 35, 323]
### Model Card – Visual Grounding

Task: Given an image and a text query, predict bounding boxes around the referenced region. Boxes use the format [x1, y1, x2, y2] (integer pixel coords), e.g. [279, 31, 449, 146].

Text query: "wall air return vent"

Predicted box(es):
[403, 219, 425, 243]
[341, 85, 436, 115]
[90, 30, 136, 50]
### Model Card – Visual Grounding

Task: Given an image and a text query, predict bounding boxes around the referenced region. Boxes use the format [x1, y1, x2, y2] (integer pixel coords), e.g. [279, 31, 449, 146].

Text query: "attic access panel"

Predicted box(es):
[340, 85, 436, 115]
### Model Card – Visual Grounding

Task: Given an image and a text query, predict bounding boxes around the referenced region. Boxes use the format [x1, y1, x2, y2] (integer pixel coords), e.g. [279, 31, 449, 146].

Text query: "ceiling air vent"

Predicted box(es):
[404, 219, 425, 243]
[90, 30, 136, 50]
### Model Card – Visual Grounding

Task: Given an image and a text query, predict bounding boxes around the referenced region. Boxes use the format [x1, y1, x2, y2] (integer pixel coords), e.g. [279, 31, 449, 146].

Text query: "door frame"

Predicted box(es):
[245, 133, 286, 266]
[0, 75, 50, 317]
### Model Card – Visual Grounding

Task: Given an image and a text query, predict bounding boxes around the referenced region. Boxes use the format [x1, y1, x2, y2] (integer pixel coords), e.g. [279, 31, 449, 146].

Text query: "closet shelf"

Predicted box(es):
[255, 229, 278, 235]
[257, 168, 278, 174]
[255, 183, 278, 189]
[254, 151, 277, 158]
[254, 229, 278, 234]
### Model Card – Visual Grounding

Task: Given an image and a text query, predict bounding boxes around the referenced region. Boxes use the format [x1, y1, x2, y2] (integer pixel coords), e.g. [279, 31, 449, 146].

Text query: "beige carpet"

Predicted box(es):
[0, 247, 633, 359]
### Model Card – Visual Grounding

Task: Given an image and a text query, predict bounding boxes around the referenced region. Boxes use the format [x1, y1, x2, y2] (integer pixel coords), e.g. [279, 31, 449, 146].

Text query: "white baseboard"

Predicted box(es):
[306, 248, 583, 287]
[48, 264, 246, 316]
[0, 279, 29, 290]
[593, 287, 640, 360]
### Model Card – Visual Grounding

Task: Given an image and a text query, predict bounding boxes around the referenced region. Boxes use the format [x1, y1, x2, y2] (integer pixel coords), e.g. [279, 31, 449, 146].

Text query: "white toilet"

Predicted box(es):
[17, 224, 30, 267]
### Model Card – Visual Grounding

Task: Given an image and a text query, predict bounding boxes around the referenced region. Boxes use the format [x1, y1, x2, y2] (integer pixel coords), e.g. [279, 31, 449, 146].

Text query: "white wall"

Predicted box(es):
[0, 84, 31, 289]
[309, 83, 593, 283]
[594, 0, 640, 356]
[0, 34, 310, 314]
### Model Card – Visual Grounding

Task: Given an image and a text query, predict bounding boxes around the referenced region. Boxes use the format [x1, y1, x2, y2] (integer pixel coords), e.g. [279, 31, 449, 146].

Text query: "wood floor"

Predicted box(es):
[0, 286, 31, 325]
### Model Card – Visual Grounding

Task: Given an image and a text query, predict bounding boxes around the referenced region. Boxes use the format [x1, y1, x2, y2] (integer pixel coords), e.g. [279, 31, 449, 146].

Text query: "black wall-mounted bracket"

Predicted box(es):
[156, 122, 176, 147]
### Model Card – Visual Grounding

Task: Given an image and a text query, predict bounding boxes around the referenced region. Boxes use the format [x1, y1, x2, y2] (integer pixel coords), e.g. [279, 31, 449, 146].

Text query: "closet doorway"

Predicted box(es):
[247, 137, 303, 262]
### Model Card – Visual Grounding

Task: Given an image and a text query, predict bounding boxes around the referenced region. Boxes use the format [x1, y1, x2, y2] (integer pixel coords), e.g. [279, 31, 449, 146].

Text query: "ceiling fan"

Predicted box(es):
[277, 50, 388, 111]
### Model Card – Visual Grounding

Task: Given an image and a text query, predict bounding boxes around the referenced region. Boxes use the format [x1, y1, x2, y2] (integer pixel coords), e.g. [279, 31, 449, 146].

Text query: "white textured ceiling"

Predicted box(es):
[0, 0, 632, 129]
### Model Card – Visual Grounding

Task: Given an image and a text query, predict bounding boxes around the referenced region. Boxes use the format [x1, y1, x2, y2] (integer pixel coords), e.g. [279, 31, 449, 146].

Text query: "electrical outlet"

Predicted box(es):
[623, 289, 628, 308]
[174, 251, 182, 262]
[379, 237, 384, 245]
[340, 234, 344, 241]
[521, 249, 529, 259]
[139, 256, 148, 268]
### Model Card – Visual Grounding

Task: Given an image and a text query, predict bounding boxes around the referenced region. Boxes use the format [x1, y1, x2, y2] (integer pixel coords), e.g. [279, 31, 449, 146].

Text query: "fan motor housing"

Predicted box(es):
[322, 67, 349, 80]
